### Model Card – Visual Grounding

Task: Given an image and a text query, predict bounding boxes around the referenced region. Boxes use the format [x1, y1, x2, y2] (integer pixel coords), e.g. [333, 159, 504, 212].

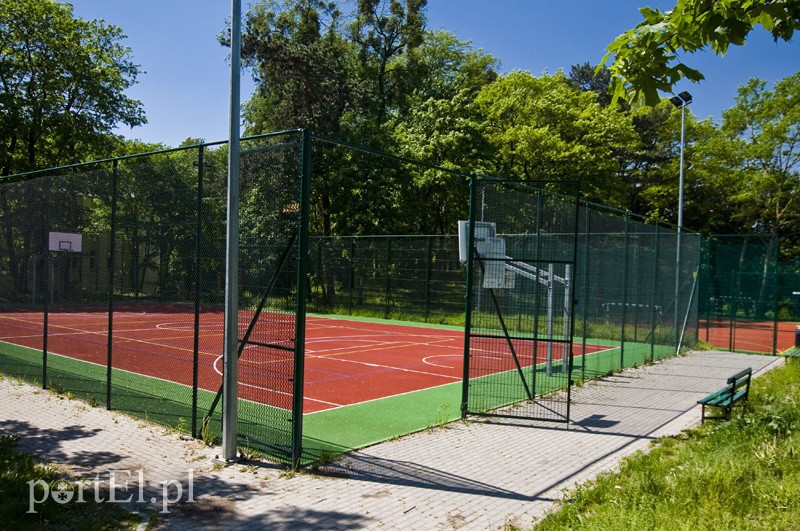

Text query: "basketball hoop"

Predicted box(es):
[48, 232, 82, 253]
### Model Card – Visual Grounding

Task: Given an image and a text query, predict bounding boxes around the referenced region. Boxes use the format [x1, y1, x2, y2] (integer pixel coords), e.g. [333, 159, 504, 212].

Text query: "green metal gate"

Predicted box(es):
[461, 178, 580, 422]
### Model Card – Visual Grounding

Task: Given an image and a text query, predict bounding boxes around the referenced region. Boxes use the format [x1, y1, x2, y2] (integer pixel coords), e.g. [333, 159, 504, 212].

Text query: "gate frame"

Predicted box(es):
[460, 178, 581, 423]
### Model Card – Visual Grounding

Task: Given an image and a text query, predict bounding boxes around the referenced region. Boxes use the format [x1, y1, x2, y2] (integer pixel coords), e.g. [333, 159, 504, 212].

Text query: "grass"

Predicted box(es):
[0, 435, 140, 529]
[533, 359, 800, 530]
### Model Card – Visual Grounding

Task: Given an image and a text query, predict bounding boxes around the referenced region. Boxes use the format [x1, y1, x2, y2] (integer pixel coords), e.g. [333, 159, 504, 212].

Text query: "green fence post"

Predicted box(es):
[42, 258, 49, 388]
[703, 238, 712, 342]
[385, 237, 392, 319]
[729, 269, 738, 351]
[461, 175, 477, 418]
[292, 129, 312, 468]
[650, 221, 660, 362]
[425, 235, 432, 323]
[566, 184, 582, 423]
[581, 202, 590, 383]
[531, 189, 543, 395]
[632, 231, 641, 342]
[348, 238, 355, 315]
[42, 176, 51, 389]
[619, 213, 630, 369]
[772, 234, 780, 355]
[317, 236, 323, 303]
[106, 159, 119, 410]
[191, 145, 204, 438]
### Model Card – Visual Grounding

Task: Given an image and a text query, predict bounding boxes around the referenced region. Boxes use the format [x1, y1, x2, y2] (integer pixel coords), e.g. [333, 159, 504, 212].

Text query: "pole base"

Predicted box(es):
[213, 455, 240, 466]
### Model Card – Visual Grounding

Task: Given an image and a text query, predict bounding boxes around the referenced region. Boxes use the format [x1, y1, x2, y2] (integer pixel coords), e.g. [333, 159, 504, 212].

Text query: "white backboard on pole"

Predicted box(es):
[48, 232, 82, 252]
[458, 220, 497, 262]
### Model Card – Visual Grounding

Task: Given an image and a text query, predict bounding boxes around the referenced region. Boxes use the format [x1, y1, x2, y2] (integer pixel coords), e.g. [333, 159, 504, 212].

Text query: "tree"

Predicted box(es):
[0, 0, 144, 299]
[235, 0, 356, 135]
[722, 74, 800, 239]
[567, 62, 613, 107]
[0, 0, 145, 176]
[351, 0, 428, 125]
[603, 1, 800, 105]
[473, 71, 637, 205]
[390, 31, 498, 234]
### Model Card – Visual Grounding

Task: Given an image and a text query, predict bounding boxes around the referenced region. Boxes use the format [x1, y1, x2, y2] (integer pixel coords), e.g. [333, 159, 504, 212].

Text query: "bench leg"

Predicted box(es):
[701, 404, 705, 425]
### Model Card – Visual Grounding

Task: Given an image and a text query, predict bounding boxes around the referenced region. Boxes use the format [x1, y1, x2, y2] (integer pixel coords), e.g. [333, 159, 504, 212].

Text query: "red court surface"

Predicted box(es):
[0, 305, 610, 414]
[701, 318, 798, 354]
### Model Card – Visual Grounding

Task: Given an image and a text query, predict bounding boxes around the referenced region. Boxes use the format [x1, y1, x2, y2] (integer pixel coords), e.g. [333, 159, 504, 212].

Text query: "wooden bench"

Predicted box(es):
[697, 367, 752, 424]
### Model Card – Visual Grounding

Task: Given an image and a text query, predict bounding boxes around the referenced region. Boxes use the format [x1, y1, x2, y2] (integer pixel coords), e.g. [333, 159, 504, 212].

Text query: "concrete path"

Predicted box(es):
[0, 351, 782, 529]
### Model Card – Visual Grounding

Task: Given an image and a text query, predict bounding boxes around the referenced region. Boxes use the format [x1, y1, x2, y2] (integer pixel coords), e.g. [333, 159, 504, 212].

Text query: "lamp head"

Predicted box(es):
[678, 91, 692, 104]
[669, 96, 683, 108]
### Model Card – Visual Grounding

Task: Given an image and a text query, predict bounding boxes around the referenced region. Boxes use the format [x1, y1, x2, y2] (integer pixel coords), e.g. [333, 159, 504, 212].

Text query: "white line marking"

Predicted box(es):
[211, 355, 342, 407]
[421, 354, 461, 369]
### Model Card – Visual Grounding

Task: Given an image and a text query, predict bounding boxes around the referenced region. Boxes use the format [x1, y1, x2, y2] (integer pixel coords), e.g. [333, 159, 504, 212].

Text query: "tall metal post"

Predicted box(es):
[675, 102, 686, 340]
[348, 238, 355, 314]
[771, 233, 780, 355]
[384, 237, 392, 319]
[566, 186, 581, 423]
[222, 0, 242, 463]
[580, 203, 590, 382]
[703, 238, 712, 342]
[42, 177, 51, 389]
[632, 231, 640, 341]
[531, 190, 543, 393]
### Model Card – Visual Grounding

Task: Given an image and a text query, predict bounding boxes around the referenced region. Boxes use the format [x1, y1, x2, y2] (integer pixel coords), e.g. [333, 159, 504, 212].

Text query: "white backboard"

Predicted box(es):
[48, 232, 82, 252]
[458, 220, 497, 262]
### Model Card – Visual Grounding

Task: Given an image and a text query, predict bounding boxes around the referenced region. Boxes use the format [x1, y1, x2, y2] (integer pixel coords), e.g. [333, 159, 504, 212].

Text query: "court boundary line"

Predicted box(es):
[0, 338, 292, 415]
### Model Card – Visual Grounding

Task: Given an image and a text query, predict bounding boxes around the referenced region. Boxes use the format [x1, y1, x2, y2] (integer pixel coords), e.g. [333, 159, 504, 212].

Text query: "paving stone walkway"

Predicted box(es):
[0, 351, 782, 529]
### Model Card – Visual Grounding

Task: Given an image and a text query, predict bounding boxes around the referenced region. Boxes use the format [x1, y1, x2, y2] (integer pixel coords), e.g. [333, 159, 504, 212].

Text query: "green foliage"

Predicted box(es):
[721, 73, 800, 237]
[0, 0, 145, 176]
[236, 0, 356, 135]
[473, 71, 636, 205]
[603, 0, 800, 105]
[230, 0, 799, 245]
[535, 360, 800, 529]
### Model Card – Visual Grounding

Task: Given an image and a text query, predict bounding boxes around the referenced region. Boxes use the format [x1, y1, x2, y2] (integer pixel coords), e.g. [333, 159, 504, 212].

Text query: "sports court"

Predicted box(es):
[0, 303, 617, 455]
[701, 318, 798, 354]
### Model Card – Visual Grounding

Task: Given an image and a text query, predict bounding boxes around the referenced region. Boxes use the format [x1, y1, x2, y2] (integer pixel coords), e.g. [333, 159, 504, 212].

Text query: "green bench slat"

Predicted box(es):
[698, 387, 733, 405]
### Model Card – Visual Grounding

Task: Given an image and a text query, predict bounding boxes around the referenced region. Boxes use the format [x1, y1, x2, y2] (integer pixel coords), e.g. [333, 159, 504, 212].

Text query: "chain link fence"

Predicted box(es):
[699, 235, 799, 354]
[0, 129, 704, 465]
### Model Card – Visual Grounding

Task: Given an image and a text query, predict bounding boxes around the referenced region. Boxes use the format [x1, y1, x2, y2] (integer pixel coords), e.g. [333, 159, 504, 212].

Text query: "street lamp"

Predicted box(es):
[670, 91, 692, 233]
[670, 91, 691, 339]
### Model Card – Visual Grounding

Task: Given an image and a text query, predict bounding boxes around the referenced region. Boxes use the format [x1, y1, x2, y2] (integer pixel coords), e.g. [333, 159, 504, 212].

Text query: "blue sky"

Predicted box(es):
[69, 1, 800, 147]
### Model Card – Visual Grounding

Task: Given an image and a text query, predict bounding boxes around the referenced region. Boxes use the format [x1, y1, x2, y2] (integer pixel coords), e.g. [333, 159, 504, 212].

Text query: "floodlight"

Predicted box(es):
[678, 91, 693, 104]
[669, 96, 683, 108]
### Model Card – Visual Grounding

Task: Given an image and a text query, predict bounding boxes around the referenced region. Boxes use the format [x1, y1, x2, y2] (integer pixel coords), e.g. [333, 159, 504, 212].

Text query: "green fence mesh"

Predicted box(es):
[572, 204, 701, 382]
[0, 177, 47, 384]
[699, 234, 798, 355]
[0, 129, 707, 466]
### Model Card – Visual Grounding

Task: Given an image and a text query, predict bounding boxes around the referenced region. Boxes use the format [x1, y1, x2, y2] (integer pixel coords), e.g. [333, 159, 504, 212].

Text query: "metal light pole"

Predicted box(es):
[222, 0, 242, 462]
[670, 91, 692, 339]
